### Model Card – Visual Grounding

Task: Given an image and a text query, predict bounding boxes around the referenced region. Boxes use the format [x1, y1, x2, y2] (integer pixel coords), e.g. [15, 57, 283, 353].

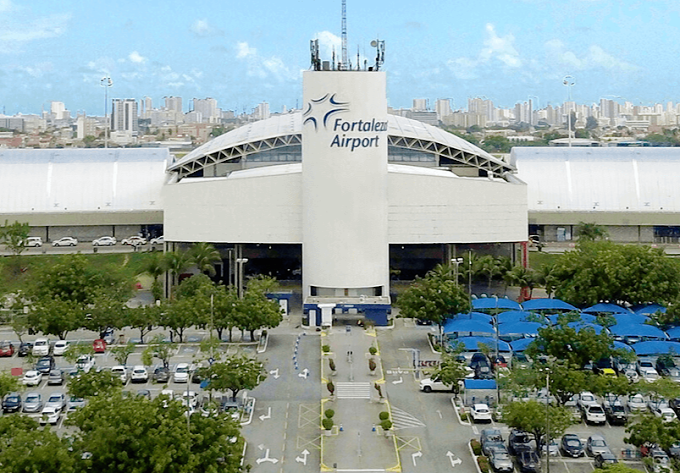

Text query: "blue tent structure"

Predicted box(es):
[442, 319, 494, 335]
[632, 341, 680, 356]
[450, 336, 511, 352]
[521, 298, 578, 312]
[510, 337, 537, 352]
[546, 313, 596, 325]
[498, 322, 542, 336]
[610, 314, 650, 326]
[666, 327, 680, 341]
[633, 304, 667, 316]
[472, 298, 522, 312]
[612, 340, 634, 352]
[496, 311, 536, 324]
[449, 312, 494, 323]
[567, 322, 605, 333]
[609, 323, 668, 340]
[582, 303, 631, 315]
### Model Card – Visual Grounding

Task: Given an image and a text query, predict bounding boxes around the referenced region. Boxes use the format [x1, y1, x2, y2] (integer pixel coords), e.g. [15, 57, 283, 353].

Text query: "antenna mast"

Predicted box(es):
[341, 0, 348, 70]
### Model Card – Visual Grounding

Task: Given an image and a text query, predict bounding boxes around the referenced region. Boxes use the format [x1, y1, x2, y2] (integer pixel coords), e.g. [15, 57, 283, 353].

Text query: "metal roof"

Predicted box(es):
[0, 148, 169, 214]
[168, 112, 515, 179]
[513, 147, 680, 213]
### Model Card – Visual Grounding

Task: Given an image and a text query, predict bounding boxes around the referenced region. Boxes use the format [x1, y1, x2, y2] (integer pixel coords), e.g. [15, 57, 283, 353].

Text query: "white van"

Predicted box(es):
[24, 237, 43, 247]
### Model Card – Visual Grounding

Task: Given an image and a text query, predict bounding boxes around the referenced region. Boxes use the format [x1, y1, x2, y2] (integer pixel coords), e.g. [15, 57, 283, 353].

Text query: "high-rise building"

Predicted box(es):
[255, 102, 270, 120]
[412, 99, 428, 111]
[193, 98, 219, 122]
[111, 99, 139, 133]
[435, 99, 452, 121]
[164, 96, 183, 113]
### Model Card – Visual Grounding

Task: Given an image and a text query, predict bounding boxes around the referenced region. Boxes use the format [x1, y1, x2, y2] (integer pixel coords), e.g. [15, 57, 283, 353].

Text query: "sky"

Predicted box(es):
[2, 0, 680, 116]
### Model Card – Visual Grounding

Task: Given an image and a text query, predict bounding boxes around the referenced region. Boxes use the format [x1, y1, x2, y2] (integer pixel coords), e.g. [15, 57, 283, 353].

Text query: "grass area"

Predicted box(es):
[528, 251, 561, 269]
[0, 251, 156, 294]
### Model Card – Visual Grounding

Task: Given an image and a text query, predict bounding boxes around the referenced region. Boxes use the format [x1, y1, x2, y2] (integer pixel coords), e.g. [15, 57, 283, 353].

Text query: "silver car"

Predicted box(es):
[92, 236, 116, 246]
[44, 392, 66, 412]
[586, 434, 611, 457]
[488, 446, 513, 473]
[22, 392, 42, 413]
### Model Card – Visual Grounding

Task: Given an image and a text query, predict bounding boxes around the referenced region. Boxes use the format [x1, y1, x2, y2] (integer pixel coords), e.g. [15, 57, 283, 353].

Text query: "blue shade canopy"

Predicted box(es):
[450, 336, 511, 352]
[442, 319, 494, 335]
[609, 323, 667, 339]
[612, 340, 634, 352]
[632, 341, 680, 356]
[510, 337, 538, 352]
[521, 298, 578, 311]
[633, 304, 667, 315]
[449, 312, 494, 323]
[497, 311, 536, 324]
[472, 298, 522, 311]
[567, 322, 605, 333]
[464, 379, 497, 390]
[547, 313, 596, 325]
[666, 327, 680, 340]
[582, 303, 631, 315]
[610, 314, 650, 325]
[498, 322, 542, 336]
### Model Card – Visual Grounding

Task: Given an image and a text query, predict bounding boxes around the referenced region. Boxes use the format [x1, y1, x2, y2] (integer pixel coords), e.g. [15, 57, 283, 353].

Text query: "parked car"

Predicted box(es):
[130, 366, 149, 383]
[35, 355, 55, 374]
[52, 236, 78, 247]
[480, 428, 505, 457]
[45, 392, 66, 412]
[511, 352, 531, 369]
[32, 338, 50, 356]
[640, 368, 661, 382]
[220, 398, 242, 421]
[40, 406, 60, 425]
[650, 405, 678, 422]
[2, 392, 22, 413]
[508, 430, 534, 455]
[650, 448, 672, 473]
[22, 392, 43, 413]
[23, 236, 43, 247]
[137, 389, 152, 400]
[604, 401, 628, 425]
[47, 368, 65, 385]
[75, 355, 96, 373]
[628, 393, 646, 412]
[577, 391, 598, 409]
[582, 404, 607, 425]
[669, 398, 680, 417]
[18, 341, 33, 357]
[22, 370, 42, 386]
[586, 434, 611, 457]
[121, 235, 147, 246]
[560, 434, 585, 457]
[470, 353, 491, 371]
[173, 363, 190, 383]
[67, 396, 87, 412]
[111, 365, 129, 384]
[0, 341, 14, 357]
[667, 442, 680, 460]
[541, 438, 559, 457]
[470, 403, 492, 423]
[594, 452, 619, 468]
[153, 366, 171, 384]
[92, 236, 116, 246]
[419, 376, 455, 393]
[52, 340, 69, 356]
[488, 446, 513, 473]
[179, 390, 199, 408]
[515, 445, 541, 473]
[149, 236, 164, 245]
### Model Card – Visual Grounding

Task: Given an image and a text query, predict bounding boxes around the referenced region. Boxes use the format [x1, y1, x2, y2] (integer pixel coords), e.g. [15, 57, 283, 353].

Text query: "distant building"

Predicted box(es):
[435, 99, 452, 122]
[164, 96, 183, 113]
[193, 98, 219, 123]
[412, 98, 428, 111]
[111, 99, 139, 133]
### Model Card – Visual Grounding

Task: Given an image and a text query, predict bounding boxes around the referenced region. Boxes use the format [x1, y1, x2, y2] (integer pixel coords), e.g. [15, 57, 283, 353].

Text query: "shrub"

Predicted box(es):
[460, 412, 468, 422]
[368, 358, 377, 372]
[379, 411, 390, 421]
[470, 439, 482, 456]
[322, 344, 330, 353]
[324, 409, 335, 419]
[380, 419, 392, 430]
[322, 417, 334, 430]
[369, 346, 377, 355]
[327, 381, 335, 395]
[477, 456, 490, 473]
[329, 358, 336, 371]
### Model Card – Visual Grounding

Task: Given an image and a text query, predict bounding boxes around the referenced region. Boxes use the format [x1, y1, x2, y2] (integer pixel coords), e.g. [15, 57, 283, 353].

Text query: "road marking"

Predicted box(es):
[259, 406, 271, 421]
[269, 368, 280, 379]
[296, 449, 310, 465]
[298, 368, 309, 378]
[336, 382, 371, 399]
[255, 449, 279, 464]
[446, 451, 462, 467]
[412, 451, 422, 466]
[436, 409, 443, 419]
[391, 406, 426, 430]
[392, 376, 403, 384]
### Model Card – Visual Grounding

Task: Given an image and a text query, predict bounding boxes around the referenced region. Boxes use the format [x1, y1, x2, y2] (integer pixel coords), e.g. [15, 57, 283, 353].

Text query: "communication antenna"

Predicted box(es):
[310, 39, 321, 71]
[356, 46, 360, 71]
[370, 39, 385, 71]
[341, 0, 348, 70]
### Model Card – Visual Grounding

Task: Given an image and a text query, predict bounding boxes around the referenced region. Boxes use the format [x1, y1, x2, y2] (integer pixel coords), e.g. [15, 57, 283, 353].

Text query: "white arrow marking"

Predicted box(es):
[412, 451, 422, 466]
[256, 449, 279, 464]
[295, 449, 310, 465]
[258, 407, 271, 421]
[298, 368, 309, 378]
[258, 444, 265, 451]
[269, 368, 280, 379]
[446, 451, 462, 467]
[392, 376, 403, 385]
[436, 409, 442, 419]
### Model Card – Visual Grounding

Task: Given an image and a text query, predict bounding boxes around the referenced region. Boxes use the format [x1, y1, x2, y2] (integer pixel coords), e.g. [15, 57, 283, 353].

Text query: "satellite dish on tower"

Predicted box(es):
[370, 40, 377, 47]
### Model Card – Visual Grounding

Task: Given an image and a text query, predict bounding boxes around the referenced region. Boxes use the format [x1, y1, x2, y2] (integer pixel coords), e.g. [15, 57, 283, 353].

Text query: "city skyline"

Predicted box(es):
[2, 0, 680, 116]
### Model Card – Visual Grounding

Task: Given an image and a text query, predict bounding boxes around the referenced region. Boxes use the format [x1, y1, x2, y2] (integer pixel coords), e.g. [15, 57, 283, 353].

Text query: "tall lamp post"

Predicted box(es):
[100, 76, 113, 148]
[236, 257, 249, 298]
[450, 258, 463, 286]
[541, 368, 551, 473]
[563, 76, 575, 148]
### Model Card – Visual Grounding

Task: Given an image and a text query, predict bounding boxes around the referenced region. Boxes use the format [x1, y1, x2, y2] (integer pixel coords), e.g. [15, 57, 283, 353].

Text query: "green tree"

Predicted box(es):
[123, 304, 159, 344]
[63, 343, 95, 364]
[213, 284, 240, 341]
[625, 412, 680, 451]
[0, 220, 29, 259]
[502, 400, 574, 453]
[68, 369, 122, 398]
[143, 251, 167, 302]
[526, 324, 617, 369]
[482, 135, 512, 153]
[164, 250, 192, 295]
[477, 255, 502, 291]
[0, 371, 22, 398]
[190, 242, 222, 277]
[203, 354, 266, 400]
[110, 342, 136, 366]
[141, 334, 175, 369]
[397, 264, 471, 339]
[431, 352, 468, 394]
[536, 261, 559, 298]
[575, 222, 609, 242]
[506, 265, 537, 299]
[237, 289, 282, 341]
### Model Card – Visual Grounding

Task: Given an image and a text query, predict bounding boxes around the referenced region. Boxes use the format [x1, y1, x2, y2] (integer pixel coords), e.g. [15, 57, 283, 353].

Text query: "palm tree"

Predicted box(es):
[190, 242, 222, 276]
[164, 250, 191, 297]
[575, 222, 609, 242]
[142, 252, 167, 302]
[477, 255, 501, 292]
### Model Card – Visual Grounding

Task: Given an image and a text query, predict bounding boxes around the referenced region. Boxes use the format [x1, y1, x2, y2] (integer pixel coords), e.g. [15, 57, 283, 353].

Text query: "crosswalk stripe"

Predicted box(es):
[336, 382, 371, 399]
[391, 406, 426, 429]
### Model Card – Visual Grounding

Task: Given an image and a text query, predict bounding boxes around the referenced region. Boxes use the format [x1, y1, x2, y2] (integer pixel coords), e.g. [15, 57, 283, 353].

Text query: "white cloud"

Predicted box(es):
[447, 23, 522, 79]
[314, 31, 341, 59]
[190, 19, 222, 37]
[0, 12, 71, 46]
[128, 51, 147, 64]
[544, 40, 639, 72]
[236, 42, 256, 59]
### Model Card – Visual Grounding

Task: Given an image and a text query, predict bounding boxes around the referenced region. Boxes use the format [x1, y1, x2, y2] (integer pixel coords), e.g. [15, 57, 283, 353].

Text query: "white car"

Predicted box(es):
[75, 355, 96, 373]
[121, 236, 147, 246]
[52, 236, 78, 247]
[32, 338, 50, 356]
[419, 377, 455, 393]
[470, 403, 493, 423]
[22, 370, 42, 386]
[111, 366, 129, 384]
[628, 393, 646, 411]
[130, 366, 149, 383]
[40, 406, 60, 425]
[92, 236, 116, 246]
[578, 391, 598, 409]
[52, 340, 69, 356]
[640, 368, 660, 382]
[582, 404, 606, 425]
[174, 363, 190, 383]
[149, 236, 164, 245]
[178, 390, 199, 408]
[45, 392, 66, 411]
[24, 236, 43, 247]
[654, 407, 678, 423]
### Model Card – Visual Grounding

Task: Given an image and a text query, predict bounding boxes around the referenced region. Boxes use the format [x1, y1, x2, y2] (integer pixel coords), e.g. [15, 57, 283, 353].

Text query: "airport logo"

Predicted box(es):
[304, 93, 387, 152]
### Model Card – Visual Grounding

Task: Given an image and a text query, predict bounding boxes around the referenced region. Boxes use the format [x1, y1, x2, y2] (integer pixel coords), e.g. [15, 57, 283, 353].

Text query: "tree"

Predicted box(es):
[142, 251, 167, 302]
[585, 116, 599, 130]
[203, 354, 266, 400]
[397, 264, 471, 337]
[236, 289, 282, 341]
[123, 304, 159, 344]
[431, 352, 468, 394]
[625, 412, 680, 451]
[575, 222, 609, 242]
[536, 262, 559, 298]
[190, 242, 222, 277]
[212, 284, 240, 341]
[63, 343, 95, 364]
[502, 400, 574, 453]
[506, 265, 537, 299]
[141, 334, 175, 369]
[482, 135, 512, 153]
[526, 324, 617, 369]
[0, 220, 29, 265]
[67, 369, 122, 398]
[477, 255, 502, 291]
[164, 250, 192, 294]
[0, 371, 22, 398]
[66, 392, 244, 473]
[110, 343, 136, 366]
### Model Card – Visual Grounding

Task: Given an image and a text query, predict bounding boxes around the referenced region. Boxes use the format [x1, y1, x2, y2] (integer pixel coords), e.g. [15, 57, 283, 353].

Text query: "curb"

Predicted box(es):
[240, 396, 256, 426]
[452, 397, 471, 426]
[468, 441, 484, 473]
[256, 333, 268, 353]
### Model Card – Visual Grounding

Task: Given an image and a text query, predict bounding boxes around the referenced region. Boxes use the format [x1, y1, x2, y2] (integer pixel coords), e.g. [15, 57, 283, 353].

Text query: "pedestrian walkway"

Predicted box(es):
[336, 382, 371, 399]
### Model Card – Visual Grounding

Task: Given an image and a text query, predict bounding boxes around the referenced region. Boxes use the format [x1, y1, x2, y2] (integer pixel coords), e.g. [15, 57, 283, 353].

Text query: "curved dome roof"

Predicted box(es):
[168, 112, 515, 179]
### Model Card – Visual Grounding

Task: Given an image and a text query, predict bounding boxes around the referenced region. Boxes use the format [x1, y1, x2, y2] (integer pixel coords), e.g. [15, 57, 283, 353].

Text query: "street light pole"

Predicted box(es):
[100, 76, 113, 148]
[468, 250, 472, 295]
[451, 258, 463, 287]
[544, 369, 551, 473]
[563, 76, 575, 148]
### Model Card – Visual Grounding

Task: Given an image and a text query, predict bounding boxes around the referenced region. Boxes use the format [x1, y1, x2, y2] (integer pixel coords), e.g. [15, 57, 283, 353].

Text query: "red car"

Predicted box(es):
[0, 341, 15, 357]
[92, 339, 106, 353]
